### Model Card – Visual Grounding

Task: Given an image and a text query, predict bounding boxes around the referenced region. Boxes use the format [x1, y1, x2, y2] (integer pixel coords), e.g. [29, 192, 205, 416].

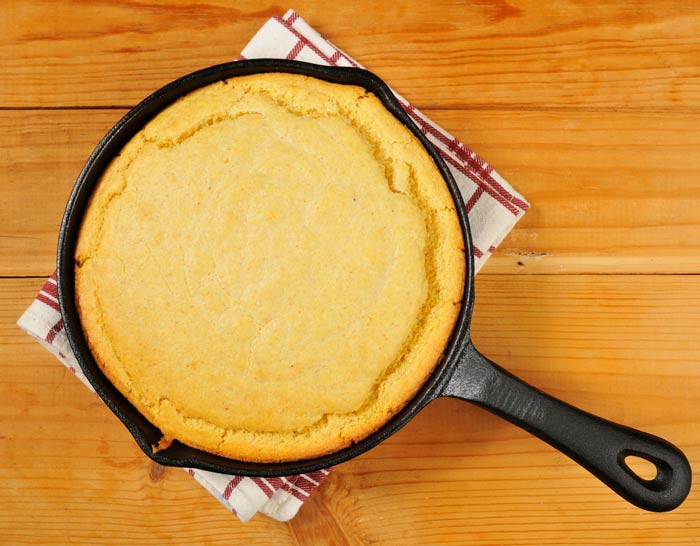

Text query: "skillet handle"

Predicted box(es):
[443, 342, 692, 512]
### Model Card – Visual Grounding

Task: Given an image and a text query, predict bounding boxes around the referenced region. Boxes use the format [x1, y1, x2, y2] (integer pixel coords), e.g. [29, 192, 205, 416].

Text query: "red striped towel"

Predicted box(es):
[17, 9, 528, 522]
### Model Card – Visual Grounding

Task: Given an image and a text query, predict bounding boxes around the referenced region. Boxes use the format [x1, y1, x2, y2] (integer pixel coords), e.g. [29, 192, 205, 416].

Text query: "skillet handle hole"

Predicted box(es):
[623, 454, 659, 482]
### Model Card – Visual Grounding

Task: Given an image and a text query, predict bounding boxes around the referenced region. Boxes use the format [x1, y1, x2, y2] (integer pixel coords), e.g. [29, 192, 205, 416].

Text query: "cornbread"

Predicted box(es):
[75, 72, 465, 462]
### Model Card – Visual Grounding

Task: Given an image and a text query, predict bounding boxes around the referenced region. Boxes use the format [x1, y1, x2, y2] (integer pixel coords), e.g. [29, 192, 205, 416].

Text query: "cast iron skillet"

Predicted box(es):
[57, 59, 692, 512]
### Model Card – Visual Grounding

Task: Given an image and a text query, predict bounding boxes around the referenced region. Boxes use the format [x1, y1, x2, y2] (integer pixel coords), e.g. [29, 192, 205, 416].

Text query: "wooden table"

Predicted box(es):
[2, 2, 698, 544]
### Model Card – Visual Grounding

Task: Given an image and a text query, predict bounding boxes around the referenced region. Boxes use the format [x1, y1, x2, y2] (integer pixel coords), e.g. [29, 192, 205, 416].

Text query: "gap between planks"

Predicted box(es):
[6, 105, 700, 114]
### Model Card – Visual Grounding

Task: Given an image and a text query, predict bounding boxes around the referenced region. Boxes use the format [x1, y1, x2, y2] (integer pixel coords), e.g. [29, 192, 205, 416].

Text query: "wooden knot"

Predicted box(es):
[148, 461, 167, 483]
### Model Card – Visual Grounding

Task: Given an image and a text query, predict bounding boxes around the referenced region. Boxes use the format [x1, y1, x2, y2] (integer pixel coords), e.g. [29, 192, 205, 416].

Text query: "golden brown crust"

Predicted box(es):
[75, 72, 465, 462]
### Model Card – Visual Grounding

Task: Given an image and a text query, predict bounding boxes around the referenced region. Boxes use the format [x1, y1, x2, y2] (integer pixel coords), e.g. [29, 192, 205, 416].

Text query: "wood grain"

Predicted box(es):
[440, 108, 700, 274]
[2, 276, 698, 545]
[2, 2, 699, 545]
[0, 109, 123, 277]
[2, 1, 700, 110]
[2, 107, 699, 276]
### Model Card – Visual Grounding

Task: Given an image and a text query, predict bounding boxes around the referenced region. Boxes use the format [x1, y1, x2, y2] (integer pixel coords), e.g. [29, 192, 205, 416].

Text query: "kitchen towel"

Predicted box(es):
[17, 8, 529, 523]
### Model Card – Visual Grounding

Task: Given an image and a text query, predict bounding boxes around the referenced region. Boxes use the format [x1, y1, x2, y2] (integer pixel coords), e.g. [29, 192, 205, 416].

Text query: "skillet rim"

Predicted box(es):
[56, 58, 476, 476]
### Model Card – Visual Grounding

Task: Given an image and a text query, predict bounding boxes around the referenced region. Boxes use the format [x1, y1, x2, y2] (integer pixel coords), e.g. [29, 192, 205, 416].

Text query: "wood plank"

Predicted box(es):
[2, 1, 700, 109]
[430, 108, 700, 274]
[0, 109, 124, 277]
[2, 275, 698, 544]
[2, 107, 699, 276]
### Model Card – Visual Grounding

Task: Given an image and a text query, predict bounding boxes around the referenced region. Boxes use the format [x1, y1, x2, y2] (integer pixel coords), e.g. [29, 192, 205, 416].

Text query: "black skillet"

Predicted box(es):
[57, 59, 692, 512]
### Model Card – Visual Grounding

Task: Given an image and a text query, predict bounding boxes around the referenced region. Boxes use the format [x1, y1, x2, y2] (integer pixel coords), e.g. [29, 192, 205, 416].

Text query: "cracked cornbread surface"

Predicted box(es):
[75, 72, 465, 462]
